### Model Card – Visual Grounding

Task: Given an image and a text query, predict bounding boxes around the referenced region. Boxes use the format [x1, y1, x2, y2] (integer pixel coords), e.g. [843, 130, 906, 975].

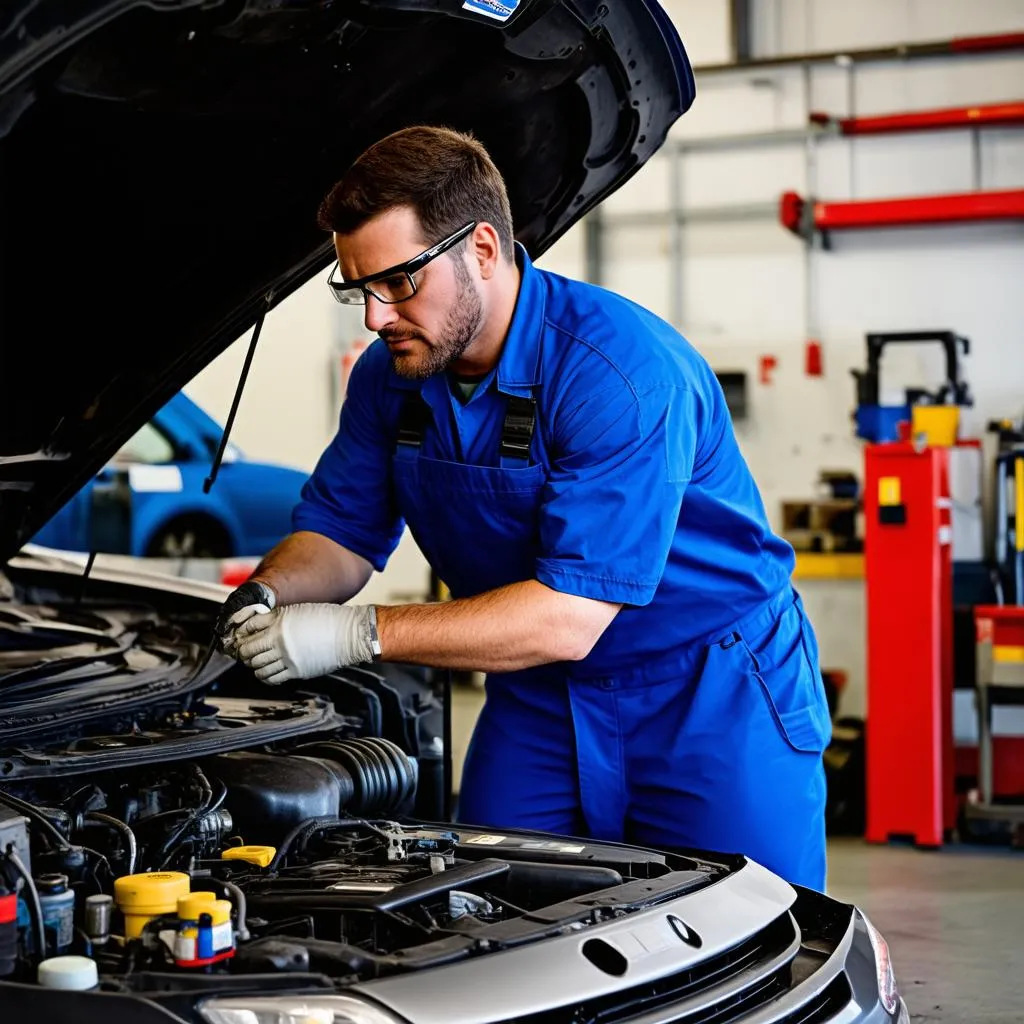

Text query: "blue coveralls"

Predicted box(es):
[293, 244, 833, 891]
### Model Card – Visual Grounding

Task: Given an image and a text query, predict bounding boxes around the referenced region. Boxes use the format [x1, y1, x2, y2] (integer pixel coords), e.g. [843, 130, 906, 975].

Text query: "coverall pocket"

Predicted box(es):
[735, 603, 831, 754]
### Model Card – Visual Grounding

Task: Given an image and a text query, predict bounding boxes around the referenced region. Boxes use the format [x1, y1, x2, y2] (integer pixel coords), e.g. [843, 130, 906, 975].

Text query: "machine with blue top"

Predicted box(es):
[851, 330, 972, 444]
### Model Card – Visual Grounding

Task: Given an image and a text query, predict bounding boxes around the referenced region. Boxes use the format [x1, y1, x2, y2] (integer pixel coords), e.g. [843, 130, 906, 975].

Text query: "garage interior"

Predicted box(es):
[180, 0, 1024, 1017]
[183, 4, 1024, 1019]
[4, 0, 1023, 1020]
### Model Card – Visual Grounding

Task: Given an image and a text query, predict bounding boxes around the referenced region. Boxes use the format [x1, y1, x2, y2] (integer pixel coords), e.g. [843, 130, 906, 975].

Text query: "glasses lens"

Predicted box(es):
[367, 273, 415, 304]
[331, 286, 367, 305]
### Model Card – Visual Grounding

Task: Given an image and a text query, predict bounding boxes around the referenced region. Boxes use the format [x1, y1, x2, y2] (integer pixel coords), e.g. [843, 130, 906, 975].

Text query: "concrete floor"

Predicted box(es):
[827, 838, 1023, 1023]
[452, 687, 1024, 1022]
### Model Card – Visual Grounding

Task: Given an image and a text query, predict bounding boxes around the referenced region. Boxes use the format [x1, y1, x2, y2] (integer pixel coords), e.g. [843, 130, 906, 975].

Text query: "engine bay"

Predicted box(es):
[0, 557, 728, 994]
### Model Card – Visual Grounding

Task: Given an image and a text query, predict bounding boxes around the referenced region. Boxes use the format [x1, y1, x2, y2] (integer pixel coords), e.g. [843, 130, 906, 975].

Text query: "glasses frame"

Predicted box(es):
[327, 220, 478, 305]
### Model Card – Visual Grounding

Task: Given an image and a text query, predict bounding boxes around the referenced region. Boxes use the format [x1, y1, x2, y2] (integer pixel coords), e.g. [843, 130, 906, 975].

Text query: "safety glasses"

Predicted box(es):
[327, 221, 477, 306]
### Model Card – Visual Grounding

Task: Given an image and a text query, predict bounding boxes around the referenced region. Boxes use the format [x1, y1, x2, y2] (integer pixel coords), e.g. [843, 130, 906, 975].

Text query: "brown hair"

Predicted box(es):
[317, 125, 515, 263]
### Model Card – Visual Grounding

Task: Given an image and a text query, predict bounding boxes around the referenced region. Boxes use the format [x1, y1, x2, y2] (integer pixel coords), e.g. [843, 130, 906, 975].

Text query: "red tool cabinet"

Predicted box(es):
[864, 443, 956, 846]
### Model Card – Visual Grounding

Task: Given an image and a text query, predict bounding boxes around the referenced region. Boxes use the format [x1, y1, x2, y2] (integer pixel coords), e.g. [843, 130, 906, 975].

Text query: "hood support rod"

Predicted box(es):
[203, 298, 271, 494]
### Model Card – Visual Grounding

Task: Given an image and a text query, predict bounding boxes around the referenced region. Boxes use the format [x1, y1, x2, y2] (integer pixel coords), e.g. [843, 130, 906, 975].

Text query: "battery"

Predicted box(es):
[0, 807, 31, 877]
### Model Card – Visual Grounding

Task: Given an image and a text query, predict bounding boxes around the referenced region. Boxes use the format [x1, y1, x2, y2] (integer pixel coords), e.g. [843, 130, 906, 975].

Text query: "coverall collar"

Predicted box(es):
[494, 241, 545, 397]
[383, 241, 544, 401]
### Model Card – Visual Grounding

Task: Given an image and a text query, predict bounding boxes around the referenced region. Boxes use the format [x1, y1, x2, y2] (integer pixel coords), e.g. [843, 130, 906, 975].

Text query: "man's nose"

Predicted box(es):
[364, 294, 398, 333]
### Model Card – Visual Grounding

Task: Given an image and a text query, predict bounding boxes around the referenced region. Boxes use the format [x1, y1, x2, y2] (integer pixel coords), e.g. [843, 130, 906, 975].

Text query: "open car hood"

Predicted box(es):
[0, 0, 694, 561]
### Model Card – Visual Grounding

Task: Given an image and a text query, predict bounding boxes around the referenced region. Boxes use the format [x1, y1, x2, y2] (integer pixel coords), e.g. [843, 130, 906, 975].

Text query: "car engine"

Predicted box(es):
[0, 746, 723, 991]
[0, 558, 730, 995]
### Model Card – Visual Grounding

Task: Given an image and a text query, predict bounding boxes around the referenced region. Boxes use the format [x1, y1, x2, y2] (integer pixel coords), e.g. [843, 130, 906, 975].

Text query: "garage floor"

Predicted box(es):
[827, 839, 1023, 1024]
[452, 687, 1023, 1023]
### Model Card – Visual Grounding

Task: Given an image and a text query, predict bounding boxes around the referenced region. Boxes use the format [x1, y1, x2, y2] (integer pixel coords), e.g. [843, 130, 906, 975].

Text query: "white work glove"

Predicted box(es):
[216, 580, 277, 656]
[234, 603, 377, 684]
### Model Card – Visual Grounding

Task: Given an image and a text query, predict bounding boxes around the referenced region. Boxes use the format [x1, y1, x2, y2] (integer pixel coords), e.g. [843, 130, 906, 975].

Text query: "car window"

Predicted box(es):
[113, 422, 175, 465]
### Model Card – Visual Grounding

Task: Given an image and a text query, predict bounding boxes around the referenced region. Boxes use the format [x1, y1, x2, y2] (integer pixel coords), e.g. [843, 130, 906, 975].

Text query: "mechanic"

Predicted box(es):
[219, 125, 833, 891]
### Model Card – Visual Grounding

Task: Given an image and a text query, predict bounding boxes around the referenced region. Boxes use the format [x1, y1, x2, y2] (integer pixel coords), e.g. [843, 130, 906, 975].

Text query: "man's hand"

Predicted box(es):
[216, 580, 277, 654]
[234, 603, 376, 684]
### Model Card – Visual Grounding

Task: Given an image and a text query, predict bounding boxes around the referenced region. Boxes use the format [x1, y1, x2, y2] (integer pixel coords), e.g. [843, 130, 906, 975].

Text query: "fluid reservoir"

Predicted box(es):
[36, 874, 75, 955]
[114, 871, 190, 940]
[37, 955, 98, 991]
[84, 894, 113, 946]
[174, 891, 235, 966]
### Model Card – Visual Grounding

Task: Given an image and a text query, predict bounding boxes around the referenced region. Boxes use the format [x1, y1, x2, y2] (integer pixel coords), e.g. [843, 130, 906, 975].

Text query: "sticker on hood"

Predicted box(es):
[461, 0, 520, 22]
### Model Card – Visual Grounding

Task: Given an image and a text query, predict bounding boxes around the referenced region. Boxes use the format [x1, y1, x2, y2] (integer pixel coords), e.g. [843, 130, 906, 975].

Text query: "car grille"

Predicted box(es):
[506, 912, 854, 1024]
[774, 974, 852, 1024]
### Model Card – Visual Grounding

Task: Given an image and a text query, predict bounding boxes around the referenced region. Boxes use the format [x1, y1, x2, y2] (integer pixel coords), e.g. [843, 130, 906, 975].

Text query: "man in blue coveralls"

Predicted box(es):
[220, 125, 833, 891]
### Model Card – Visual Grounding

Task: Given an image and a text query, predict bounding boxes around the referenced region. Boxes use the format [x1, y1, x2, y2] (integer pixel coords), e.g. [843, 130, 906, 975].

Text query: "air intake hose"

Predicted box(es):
[293, 737, 417, 816]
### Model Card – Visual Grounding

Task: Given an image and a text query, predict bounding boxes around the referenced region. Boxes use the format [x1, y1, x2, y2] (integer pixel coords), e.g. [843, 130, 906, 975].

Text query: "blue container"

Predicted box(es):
[36, 874, 75, 955]
[855, 404, 910, 443]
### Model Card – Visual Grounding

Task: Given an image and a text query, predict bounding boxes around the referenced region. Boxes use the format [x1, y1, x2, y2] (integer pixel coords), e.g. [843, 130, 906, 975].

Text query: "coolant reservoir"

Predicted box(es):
[175, 891, 235, 966]
[114, 871, 190, 939]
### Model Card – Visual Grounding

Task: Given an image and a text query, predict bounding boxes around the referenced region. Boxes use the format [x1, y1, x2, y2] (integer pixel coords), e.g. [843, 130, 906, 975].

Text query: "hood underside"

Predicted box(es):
[0, 0, 694, 561]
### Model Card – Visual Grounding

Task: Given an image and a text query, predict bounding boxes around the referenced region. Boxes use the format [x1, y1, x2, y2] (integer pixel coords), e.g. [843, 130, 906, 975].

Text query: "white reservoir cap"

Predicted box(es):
[38, 955, 99, 990]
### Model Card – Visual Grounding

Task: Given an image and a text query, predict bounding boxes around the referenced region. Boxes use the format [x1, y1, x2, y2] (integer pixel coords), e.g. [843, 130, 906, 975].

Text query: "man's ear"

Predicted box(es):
[471, 222, 502, 280]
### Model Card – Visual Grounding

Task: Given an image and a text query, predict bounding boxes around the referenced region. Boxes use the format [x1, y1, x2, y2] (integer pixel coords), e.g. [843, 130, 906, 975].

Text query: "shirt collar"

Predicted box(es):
[495, 241, 545, 397]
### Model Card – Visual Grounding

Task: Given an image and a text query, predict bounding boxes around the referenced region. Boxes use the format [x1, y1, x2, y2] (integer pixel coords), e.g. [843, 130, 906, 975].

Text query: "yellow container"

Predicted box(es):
[114, 871, 190, 939]
[911, 405, 959, 447]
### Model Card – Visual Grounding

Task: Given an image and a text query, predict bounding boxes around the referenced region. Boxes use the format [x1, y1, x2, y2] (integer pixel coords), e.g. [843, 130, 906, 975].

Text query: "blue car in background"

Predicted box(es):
[32, 392, 308, 558]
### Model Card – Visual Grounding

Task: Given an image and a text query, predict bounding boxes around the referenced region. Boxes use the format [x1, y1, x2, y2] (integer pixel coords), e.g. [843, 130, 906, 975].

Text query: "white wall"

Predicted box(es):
[183, 276, 434, 605]
[185, 0, 1024, 715]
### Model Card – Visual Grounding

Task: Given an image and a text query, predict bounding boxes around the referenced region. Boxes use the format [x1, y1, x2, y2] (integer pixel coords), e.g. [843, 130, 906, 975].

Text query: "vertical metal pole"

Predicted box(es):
[1015, 455, 1024, 604]
[979, 685, 993, 805]
[583, 207, 604, 287]
[846, 60, 857, 198]
[971, 127, 982, 192]
[996, 455, 1008, 575]
[802, 61, 817, 345]
[669, 144, 684, 329]
[730, 0, 752, 62]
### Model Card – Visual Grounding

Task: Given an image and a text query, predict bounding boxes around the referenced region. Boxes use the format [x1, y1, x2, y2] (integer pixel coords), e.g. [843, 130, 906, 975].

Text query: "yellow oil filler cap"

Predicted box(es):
[114, 871, 190, 939]
[221, 846, 276, 868]
[177, 891, 232, 926]
[176, 891, 216, 922]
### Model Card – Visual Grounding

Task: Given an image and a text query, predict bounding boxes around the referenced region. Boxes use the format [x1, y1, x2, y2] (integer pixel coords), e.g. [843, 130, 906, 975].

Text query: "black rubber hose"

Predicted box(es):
[155, 766, 214, 868]
[0, 792, 71, 850]
[84, 813, 137, 875]
[359, 738, 413, 811]
[348, 739, 391, 810]
[5, 850, 46, 958]
[267, 817, 371, 874]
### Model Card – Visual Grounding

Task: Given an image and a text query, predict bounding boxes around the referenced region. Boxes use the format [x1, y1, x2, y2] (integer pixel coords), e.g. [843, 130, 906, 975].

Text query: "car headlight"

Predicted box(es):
[860, 912, 900, 1016]
[199, 994, 406, 1024]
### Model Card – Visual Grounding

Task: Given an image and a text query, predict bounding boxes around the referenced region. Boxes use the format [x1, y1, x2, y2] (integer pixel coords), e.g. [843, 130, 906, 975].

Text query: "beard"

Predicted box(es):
[383, 255, 483, 381]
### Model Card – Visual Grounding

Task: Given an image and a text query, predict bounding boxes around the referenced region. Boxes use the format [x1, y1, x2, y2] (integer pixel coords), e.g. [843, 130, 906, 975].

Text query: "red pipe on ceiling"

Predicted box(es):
[780, 189, 1024, 236]
[950, 32, 1024, 52]
[810, 102, 1024, 135]
[694, 30, 1024, 74]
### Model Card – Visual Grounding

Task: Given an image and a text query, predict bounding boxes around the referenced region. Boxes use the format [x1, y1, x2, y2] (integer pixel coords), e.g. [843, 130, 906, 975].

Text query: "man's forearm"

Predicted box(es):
[376, 580, 620, 673]
[251, 531, 374, 606]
